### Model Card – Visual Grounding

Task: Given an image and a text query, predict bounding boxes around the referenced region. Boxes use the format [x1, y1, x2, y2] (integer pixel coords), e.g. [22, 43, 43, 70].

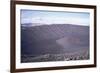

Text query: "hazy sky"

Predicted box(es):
[21, 9, 90, 26]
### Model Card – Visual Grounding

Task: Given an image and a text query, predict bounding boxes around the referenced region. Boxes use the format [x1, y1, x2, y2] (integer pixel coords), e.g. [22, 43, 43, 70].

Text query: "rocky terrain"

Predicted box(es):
[21, 24, 89, 63]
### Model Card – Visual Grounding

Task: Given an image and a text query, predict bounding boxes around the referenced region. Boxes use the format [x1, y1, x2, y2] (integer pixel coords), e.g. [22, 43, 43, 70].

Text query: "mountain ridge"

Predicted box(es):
[21, 24, 89, 59]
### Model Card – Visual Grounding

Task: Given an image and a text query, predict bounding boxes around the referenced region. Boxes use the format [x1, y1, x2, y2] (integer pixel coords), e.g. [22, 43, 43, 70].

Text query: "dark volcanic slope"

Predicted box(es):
[21, 24, 89, 57]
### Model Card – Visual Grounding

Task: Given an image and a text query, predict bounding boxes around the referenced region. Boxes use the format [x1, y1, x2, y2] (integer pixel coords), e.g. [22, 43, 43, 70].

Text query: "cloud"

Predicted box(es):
[21, 16, 89, 26]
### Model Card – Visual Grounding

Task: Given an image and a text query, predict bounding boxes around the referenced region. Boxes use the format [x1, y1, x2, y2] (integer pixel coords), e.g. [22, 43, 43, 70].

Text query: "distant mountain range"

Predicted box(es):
[21, 23, 89, 62]
[21, 23, 89, 27]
